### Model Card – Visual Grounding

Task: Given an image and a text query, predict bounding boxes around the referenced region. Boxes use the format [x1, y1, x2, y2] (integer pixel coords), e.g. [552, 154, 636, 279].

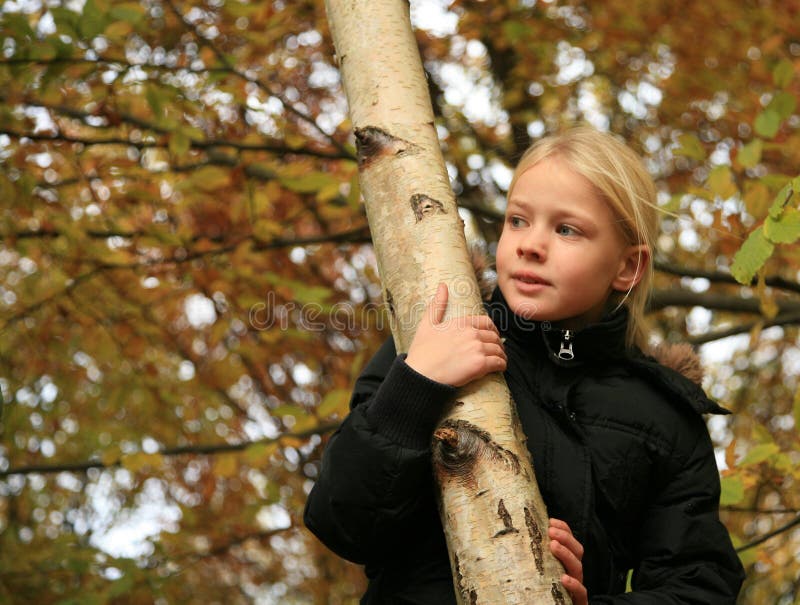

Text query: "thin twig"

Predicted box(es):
[0, 421, 340, 478]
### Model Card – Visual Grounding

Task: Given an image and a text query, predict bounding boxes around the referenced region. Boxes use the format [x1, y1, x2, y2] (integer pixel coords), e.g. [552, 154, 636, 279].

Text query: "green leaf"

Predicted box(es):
[2, 12, 35, 40]
[768, 91, 797, 120]
[738, 442, 780, 466]
[768, 182, 793, 219]
[719, 475, 745, 506]
[108, 3, 146, 24]
[146, 85, 164, 118]
[50, 7, 79, 38]
[673, 133, 706, 161]
[502, 21, 529, 44]
[730, 227, 774, 285]
[754, 109, 781, 139]
[773, 59, 795, 89]
[169, 131, 191, 157]
[79, 0, 108, 40]
[764, 207, 800, 244]
[317, 389, 350, 418]
[737, 139, 763, 169]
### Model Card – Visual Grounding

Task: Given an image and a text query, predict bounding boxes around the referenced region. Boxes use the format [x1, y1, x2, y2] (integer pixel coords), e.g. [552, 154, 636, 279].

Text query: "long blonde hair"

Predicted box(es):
[509, 127, 658, 348]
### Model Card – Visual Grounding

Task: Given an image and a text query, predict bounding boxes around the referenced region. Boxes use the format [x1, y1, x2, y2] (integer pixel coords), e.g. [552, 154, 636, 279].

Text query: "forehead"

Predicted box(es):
[508, 158, 609, 212]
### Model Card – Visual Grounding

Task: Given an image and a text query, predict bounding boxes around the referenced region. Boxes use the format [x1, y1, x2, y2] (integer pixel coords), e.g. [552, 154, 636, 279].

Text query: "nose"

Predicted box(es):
[517, 226, 547, 261]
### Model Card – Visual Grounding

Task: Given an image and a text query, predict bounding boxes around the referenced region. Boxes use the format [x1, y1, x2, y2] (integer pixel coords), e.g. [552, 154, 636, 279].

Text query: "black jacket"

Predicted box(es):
[304, 288, 744, 603]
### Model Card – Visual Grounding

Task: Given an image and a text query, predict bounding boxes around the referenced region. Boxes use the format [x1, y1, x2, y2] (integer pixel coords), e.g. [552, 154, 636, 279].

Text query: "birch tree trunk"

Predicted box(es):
[324, 1, 570, 602]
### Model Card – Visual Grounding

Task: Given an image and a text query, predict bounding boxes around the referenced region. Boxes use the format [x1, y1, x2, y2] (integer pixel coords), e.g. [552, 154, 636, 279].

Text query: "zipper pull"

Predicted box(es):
[557, 330, 575, 361]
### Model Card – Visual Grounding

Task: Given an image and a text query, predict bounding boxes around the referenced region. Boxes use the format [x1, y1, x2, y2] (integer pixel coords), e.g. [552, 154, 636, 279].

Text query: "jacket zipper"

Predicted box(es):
[557, 330, 575, 361]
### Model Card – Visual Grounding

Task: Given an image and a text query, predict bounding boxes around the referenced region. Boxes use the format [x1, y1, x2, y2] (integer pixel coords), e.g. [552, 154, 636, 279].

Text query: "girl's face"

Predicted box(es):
[495, 157, 645, 328]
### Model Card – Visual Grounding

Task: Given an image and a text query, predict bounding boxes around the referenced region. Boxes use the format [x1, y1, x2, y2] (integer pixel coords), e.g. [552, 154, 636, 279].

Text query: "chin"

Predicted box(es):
[509, 300, 540, 320]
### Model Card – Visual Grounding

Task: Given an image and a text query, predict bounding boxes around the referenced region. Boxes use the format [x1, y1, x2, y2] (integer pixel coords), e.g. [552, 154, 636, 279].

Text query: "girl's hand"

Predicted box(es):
[405, 283, 507, 387]
[549, 518, 587, 605]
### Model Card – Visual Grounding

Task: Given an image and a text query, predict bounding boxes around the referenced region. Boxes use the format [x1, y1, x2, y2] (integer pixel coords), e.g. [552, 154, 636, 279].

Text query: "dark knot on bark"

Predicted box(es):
[431, 419, 521, 483]
[354, 126, 414, 168]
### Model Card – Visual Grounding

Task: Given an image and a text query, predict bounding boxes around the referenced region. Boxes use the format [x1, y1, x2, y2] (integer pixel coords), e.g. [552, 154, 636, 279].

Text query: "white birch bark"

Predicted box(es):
[324, 1, 570, 602]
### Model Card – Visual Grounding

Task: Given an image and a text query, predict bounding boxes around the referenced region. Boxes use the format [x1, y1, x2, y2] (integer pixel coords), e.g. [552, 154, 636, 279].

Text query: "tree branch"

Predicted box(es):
[0, 128, 352, 160]
[687, 311, 800, 346]
[0, 225, 371, 259]
[161, 0, 351, 158]
[0, 50, 352, 158]
[0, 421, 340, 478]
[655, 260, 800, 295]
[735, 513, 800, 553]
[649, 290, 800, 315]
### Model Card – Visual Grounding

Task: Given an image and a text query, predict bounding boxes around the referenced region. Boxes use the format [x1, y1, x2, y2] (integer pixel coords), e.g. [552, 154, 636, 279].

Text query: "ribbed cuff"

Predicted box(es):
[365, 354, 456, 450]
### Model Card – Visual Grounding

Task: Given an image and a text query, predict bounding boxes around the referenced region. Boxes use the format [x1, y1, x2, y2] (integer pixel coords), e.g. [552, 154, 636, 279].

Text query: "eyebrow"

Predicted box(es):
[506, 199, 596, 224]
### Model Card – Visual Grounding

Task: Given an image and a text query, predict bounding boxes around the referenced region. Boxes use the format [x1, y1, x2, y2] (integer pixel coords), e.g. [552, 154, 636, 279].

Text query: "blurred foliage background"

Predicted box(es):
[0, 0, 799, 603]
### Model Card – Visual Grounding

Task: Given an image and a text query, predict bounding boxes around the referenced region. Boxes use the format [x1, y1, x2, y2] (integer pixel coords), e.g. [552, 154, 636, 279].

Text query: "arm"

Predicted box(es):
[591, 418, 744, 604]
[303, 338, 455, 563]
[304, 284, 508, 564]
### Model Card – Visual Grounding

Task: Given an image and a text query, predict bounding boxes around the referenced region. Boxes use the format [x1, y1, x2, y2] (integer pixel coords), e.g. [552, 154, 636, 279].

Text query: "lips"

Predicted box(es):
[512, 271, 551, 286]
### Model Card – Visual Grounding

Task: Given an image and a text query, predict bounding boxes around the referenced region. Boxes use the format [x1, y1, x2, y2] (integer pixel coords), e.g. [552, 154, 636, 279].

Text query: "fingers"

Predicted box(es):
[550, 538, 582, 582]
[549, 518, 585, 600]
[469, 314, 499, 331]
[549, 520, 584, 562]
[561, 574, 588, 605]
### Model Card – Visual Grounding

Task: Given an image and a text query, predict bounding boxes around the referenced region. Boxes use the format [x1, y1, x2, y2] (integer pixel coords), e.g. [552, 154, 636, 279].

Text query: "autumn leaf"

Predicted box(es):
[754, 109, 781, 139]
[737, 139, 763, 169]
[720, 475, 745, 506]
[673, 133, 706, 161]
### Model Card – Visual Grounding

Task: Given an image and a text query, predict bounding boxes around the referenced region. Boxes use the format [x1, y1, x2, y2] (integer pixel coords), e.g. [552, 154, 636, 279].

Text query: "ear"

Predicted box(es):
[612, 245, 650, 292]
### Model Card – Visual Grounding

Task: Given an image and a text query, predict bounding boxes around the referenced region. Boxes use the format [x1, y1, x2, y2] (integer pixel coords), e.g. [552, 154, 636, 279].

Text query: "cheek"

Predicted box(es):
[495, 234, 514, 269]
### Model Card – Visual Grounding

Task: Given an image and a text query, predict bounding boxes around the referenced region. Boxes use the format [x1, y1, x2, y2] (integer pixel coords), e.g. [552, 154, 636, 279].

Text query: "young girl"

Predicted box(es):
[304, 127, 744, 603]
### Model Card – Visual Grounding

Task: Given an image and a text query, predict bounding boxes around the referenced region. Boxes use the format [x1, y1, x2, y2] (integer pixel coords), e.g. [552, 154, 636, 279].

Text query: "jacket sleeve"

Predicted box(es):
[591, 415, 744, 604]
[303, 337, 456, 564]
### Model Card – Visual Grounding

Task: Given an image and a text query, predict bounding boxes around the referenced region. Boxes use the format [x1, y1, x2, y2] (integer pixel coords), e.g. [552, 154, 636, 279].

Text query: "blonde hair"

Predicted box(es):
[509, 126, 658, 349]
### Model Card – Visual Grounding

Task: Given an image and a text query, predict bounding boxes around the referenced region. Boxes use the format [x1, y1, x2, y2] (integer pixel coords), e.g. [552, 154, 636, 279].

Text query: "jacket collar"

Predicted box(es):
[487, 286, 628, 367]
[486, 286, 729, 415]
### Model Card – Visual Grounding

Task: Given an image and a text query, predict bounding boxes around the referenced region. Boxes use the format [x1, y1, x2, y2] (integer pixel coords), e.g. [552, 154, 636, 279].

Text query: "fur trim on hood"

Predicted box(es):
[647, 342, 704, 386]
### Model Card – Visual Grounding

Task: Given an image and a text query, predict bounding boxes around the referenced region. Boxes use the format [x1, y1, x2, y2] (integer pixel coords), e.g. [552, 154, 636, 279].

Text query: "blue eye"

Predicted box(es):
[509, 216, 527, 228]
[557, 224, 578, 236]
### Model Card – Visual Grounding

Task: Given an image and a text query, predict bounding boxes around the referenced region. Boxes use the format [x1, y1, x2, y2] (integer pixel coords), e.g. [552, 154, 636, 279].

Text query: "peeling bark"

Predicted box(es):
[324, 1, 569, 602]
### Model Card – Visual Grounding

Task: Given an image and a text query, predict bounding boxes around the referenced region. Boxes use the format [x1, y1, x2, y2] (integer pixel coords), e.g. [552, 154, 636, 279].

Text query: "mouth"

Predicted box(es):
[512, 272, 551, 286]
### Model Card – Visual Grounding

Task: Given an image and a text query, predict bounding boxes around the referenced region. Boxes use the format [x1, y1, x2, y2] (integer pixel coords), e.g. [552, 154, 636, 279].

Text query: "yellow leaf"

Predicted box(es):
[101, 446, 121, 467]
[213, 453, 240, 478]
[756, 272, 779, 320]
[120, 452, 164, 473]
[244, 442, 279, 466]
[280, 436, 304, 448]
[103, 20, 132, 41]
[743, 181, 771, 220]
[707, 165, 737, 199]
[179, 166, 231, 192]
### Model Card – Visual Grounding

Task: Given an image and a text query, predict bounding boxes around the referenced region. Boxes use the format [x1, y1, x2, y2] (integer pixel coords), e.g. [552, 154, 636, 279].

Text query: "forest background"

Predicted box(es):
[0, 0, 799, 603]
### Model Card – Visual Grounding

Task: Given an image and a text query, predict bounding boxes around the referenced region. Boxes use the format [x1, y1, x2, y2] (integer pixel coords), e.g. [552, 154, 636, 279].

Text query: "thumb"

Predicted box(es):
[429, 282, 448, 325]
